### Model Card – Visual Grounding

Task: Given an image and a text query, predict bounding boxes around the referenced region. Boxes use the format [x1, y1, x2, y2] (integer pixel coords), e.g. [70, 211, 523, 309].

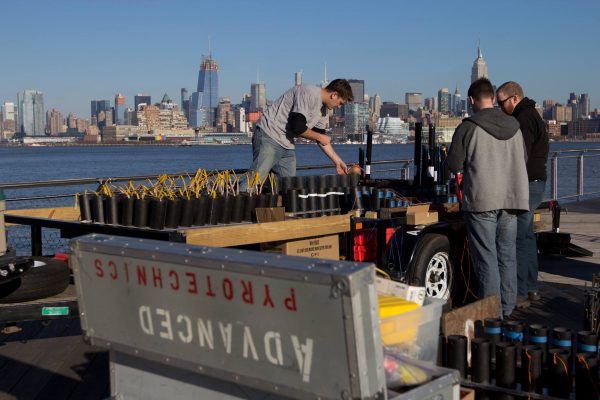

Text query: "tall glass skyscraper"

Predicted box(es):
[114, 93, 125, 125]
[189, 55, 219, 128]
[17, 90, 45, 136]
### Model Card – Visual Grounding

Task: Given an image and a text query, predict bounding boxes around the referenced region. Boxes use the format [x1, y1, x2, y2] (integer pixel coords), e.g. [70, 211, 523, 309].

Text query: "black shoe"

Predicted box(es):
[503, 313, 518, 321]
[516, 297, 531, 309]
[528, 291, 541, 301]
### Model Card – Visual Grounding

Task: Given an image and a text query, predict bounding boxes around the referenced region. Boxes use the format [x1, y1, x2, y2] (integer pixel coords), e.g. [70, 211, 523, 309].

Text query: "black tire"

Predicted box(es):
[0, 258, 70, 303]
[407, 234, 453, 300]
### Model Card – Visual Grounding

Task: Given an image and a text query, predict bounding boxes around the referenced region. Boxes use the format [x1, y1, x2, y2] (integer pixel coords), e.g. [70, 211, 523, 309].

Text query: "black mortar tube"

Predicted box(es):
[414, 122, 423, 188]
[365, 125, 373, 179]
[496, 342, 517, 389]
[575, 353, 599, 400]
[552, 327, 573, 370]
[521, 345, 543, 394]
[484, 318, 502, 362]
[527, 324, 548, 364]
[577, 330, 598, 355]
[471, 338, 491, 384]
[547, 348, 571, 398]
[446, 335, 468, 378]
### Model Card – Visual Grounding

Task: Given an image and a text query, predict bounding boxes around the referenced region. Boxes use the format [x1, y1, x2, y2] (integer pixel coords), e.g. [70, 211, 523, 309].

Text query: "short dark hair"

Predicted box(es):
[497, 81, 524, 98]
[468, 78, 495, 101]
[325, 79, 354, 102]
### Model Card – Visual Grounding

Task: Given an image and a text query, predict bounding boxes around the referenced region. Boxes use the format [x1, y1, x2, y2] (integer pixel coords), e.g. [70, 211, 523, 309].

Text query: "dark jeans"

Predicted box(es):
[464, 210, 518, 317]
[516, 180, 546, 297]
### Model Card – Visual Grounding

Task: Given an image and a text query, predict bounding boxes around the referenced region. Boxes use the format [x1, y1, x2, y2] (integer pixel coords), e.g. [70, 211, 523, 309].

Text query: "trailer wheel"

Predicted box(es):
[408, 234, 452, 300]
[0, 258, 70, 304]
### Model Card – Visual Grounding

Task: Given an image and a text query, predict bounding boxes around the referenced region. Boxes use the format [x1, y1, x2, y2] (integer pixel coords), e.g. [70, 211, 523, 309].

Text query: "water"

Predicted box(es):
[2, 142, 599, 256]
[1, 142, 600, 203]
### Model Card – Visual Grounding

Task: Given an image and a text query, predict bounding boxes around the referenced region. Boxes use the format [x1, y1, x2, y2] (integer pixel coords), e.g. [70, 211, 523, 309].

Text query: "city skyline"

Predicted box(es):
[1, 0, 599, 118]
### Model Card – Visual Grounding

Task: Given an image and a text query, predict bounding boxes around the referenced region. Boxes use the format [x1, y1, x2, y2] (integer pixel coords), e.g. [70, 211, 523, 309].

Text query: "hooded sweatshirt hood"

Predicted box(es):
[464, 107, 520, 140]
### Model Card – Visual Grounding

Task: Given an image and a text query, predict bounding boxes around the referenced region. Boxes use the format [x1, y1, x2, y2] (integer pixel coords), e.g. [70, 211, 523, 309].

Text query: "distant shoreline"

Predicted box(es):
[1, 138, 600, 148]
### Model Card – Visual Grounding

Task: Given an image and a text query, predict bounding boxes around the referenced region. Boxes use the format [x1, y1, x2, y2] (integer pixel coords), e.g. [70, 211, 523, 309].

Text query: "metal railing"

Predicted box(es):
[549, 148, 600, 201]
[0, 158, 413, 203]
[0, 159, 412, 256]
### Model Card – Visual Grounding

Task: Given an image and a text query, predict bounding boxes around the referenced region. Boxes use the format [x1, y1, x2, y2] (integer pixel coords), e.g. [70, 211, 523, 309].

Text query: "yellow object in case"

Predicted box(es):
[378, 295, 420, 346]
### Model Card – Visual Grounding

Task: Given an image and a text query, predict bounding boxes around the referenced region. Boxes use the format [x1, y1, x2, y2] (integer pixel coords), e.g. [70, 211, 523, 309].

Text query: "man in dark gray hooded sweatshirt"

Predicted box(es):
[447, 78, 529, 318]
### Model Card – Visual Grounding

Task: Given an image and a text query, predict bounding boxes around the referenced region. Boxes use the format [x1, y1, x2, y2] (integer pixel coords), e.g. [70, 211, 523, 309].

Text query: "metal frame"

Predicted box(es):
[4, 214, 185, 256]
[549, 148, 600, 201]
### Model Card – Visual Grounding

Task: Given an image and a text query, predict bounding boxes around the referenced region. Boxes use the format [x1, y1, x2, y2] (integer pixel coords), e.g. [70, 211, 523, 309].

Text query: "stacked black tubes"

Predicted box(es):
[280, 174, 360, 218]
[79, 191, 278, 229]
[441, 320, 599, 399]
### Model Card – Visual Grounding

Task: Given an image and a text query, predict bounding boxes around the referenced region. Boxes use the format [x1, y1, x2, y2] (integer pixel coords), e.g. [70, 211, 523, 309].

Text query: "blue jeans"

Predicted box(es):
[250, 128, 296, 180]
[516, 180, 546, 297]
[464, 210, 518, 317]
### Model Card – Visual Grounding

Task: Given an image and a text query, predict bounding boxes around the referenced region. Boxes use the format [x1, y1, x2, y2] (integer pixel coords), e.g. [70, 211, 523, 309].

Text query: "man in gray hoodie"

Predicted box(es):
[446, 78, 529, 318]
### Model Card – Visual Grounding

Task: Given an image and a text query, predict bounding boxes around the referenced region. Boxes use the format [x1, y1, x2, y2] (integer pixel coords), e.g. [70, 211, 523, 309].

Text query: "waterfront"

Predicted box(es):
[1, 142, 600, 203]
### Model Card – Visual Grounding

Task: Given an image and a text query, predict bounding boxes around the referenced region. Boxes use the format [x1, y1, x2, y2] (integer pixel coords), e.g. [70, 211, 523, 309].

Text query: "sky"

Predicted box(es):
[1, 0, 599, 118]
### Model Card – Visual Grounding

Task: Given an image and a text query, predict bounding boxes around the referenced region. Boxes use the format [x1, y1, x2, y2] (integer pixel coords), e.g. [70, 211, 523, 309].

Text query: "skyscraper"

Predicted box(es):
[438, 88, 451, 113]
[134, 94, 151, 111]
[344, 102, 369, 134]
[348, 79, 365, 103]
[114, 93, 125, 125]
[180, 88, 189, 120]
[452, 86, 462, 115]
[189, 54, 219, 128]
[405, 92, 423, 112]
[295, 71, 302, 86]
[17, 89, 45, 136]
[250, 82, 266, 112]
[1, 102, 15, 122]
[180, 88, 188, 109]
[46, 109, 63, 136]
[471, 44, 488, 83]
[580, 93, 590, 117]
[369, 94, 382, 118]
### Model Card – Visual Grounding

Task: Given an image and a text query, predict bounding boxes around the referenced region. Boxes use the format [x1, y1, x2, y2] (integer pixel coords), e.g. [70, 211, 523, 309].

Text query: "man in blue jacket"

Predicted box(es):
[497, 81, 549, 306]
[446, 78, 529, 319]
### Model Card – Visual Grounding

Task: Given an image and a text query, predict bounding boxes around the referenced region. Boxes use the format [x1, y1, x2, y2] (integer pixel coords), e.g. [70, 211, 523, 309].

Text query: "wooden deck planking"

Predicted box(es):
[513, 198, 600, 332]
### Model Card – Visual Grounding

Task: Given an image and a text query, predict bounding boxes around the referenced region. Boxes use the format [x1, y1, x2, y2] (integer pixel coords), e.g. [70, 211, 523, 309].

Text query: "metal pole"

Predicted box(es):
[551, 154, 558, 200]
[0, 190, 6, 256]
[414, 123, 423, 187]
[577, 154, 584, 201]
[365, 125, 373, 179]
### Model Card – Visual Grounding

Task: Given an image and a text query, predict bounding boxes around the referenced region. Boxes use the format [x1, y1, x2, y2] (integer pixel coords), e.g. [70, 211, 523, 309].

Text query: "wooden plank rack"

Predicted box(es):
[181, 213, 351, 247]
[5, 207, 351, 253]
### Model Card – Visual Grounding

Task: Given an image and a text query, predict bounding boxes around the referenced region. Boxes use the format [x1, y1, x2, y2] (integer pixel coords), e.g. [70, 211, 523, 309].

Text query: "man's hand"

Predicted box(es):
[317, 134, 331, 147]
[335, 160, 348, 175]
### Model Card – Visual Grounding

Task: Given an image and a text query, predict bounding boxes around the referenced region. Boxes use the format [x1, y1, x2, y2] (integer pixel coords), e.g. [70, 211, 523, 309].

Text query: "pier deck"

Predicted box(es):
[1, 199, 599, 399]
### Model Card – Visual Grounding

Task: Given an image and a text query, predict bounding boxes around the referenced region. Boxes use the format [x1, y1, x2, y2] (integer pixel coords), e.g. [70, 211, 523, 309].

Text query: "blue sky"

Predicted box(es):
[1, 0, 599, 118]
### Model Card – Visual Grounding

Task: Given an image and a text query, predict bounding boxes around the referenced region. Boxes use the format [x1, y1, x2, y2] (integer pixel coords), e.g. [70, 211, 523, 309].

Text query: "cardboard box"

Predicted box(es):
[375, 276, 426, 306]
[276, 234, 339, 260]
[460, 387, 475, 400]
[406, 203, 438, 225]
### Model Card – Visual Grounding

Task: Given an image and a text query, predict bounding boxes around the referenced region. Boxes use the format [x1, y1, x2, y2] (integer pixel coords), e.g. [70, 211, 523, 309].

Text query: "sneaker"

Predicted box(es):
[528, 291, 541, 301]
[516, 297, 531, 309]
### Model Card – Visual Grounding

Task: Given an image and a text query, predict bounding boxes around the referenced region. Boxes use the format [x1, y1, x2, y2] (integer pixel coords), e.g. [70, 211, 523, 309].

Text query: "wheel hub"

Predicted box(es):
[425, 252, 450, 299]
